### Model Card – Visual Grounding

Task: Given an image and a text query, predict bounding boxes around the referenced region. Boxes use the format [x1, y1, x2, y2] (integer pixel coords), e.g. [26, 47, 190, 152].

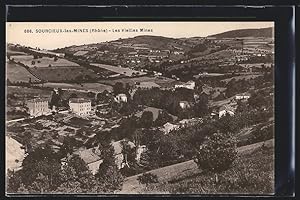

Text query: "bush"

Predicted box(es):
[137, 173, 159, 186]
[194, 132, 238, 175]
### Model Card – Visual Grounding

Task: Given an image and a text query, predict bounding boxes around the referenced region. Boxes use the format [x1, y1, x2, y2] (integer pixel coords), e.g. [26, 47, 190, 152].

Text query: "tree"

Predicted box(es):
[95, 143, 124, 192]
[15, 145, 62, 192]
[138, 128, 164, 169]
[194, 132, 237, 183]
[154, 110, 173, 126]
[120, 140, 140, 176]
[113, 82, 124, 95]
[69, 93, 78, 99]
[139, 111, 153, 128]
[56, 155, 99, 193]
[54, 56, 58, 61]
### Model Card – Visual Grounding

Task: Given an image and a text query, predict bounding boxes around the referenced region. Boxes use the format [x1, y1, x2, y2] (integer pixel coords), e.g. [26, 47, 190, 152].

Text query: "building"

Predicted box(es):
[63, 147, 103, 175]
[235, 93, 251, 100]
[114, 94, 128, 103]
[160, 122, 180, 134]
[175, 81, 195, 90]
[69, 98, 92, 116]
[179, 101, 191, 109]
[219, 105, 235, 118]
[26, 98, 50, 117]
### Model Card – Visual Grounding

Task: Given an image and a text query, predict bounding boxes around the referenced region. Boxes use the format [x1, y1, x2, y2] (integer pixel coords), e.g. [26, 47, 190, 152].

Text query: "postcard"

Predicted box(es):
[6, 21, 274, 195]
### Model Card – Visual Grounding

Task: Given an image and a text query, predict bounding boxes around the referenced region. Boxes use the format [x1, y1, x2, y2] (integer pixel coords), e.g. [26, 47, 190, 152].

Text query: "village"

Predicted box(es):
[6, 27, 275, 194]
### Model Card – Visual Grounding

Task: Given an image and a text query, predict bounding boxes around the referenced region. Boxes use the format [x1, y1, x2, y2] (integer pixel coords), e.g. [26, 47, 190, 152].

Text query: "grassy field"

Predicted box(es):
[6, 62, 41, 83]
[91, 63, 147, 77]
[221, 74, 263, 83]
[11, 55, 79, 68]
[239, 63, 273, 68]
[120, 139, 274, 194]
[99, 76, 181, 88]
[7, 50, 27, 56]
[39, 82, 113, 93]
[29, 66, 99, 82]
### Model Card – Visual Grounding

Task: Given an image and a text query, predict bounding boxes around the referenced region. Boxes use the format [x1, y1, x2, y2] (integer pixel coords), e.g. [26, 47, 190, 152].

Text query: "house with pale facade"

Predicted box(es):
[235, 93, 251, 100]
[179, 101, 191, 109]
[114, 93, 128, 103]
[69, 98, 92, 116]
[175, 81, 195, 90]
[26, 98, 50, 117]
[219, 105, 235, 118]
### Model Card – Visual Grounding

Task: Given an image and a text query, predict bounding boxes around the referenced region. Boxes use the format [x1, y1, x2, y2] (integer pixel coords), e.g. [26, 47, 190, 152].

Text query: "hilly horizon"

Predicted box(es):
[209, 27, 274, 38]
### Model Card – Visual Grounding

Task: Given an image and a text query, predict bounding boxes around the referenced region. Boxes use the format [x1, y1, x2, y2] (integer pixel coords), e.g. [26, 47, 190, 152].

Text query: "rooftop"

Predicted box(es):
[73, 148, 101, 164]
[27, 98, 49, 103]
[219, 105, 235, 112]
[69, 98, 91, 104]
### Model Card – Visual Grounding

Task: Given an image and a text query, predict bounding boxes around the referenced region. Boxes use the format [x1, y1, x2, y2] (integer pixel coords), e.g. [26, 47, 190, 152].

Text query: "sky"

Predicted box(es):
[6, 21, 274, 50]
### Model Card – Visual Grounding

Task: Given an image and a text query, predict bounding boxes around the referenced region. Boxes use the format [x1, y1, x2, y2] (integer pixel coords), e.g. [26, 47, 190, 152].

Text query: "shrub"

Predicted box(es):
[137, 173, 159, 186]
[194, 132, 237, 182]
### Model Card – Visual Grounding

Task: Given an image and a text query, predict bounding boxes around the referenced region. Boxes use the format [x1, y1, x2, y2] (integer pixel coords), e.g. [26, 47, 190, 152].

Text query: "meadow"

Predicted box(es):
[39, 82, 113, 93]
[91, 63, 147, 77]
[6, 62, 41, 83]
[11, 55, 79, 68]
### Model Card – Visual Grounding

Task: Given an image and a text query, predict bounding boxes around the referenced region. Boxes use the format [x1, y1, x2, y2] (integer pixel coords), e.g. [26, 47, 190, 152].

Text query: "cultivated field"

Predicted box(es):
[39, 82, 113, 93]
[7, 86, 52, 99]
[11, 55, 79, 68]
[91, 63, 147, 77]
[29, 66, 99, 82]
[6, 62, 41, 83]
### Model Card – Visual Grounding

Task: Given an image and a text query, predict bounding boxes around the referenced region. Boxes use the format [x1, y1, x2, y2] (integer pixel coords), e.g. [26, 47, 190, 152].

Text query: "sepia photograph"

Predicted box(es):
[5, 21, 275, 195]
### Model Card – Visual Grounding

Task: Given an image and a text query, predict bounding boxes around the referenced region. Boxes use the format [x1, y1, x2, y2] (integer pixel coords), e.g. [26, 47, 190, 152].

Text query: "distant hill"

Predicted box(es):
[111, 35, 192, 50]
[209, 27, 274, 38]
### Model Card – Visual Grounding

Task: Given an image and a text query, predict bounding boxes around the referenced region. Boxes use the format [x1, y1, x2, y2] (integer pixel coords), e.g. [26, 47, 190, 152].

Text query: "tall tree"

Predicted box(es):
[95, 143, 124, 192]
[194, 132, 237, 183]
[139, 111, 154, 128]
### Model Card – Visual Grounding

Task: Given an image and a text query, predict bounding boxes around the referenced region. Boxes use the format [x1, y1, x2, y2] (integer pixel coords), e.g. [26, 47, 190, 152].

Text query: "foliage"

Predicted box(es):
[6, 144, 124, 194]
[95, 143, 124, 192]
[142, 144, 274, 194]
[154, 110, 174, 126]
[139, 111, 154, 128]
[194, 132, 238, 173]
[113, 82, 127, 95]
[137, 173, 159, 186]
[7, 146, 62, 193]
